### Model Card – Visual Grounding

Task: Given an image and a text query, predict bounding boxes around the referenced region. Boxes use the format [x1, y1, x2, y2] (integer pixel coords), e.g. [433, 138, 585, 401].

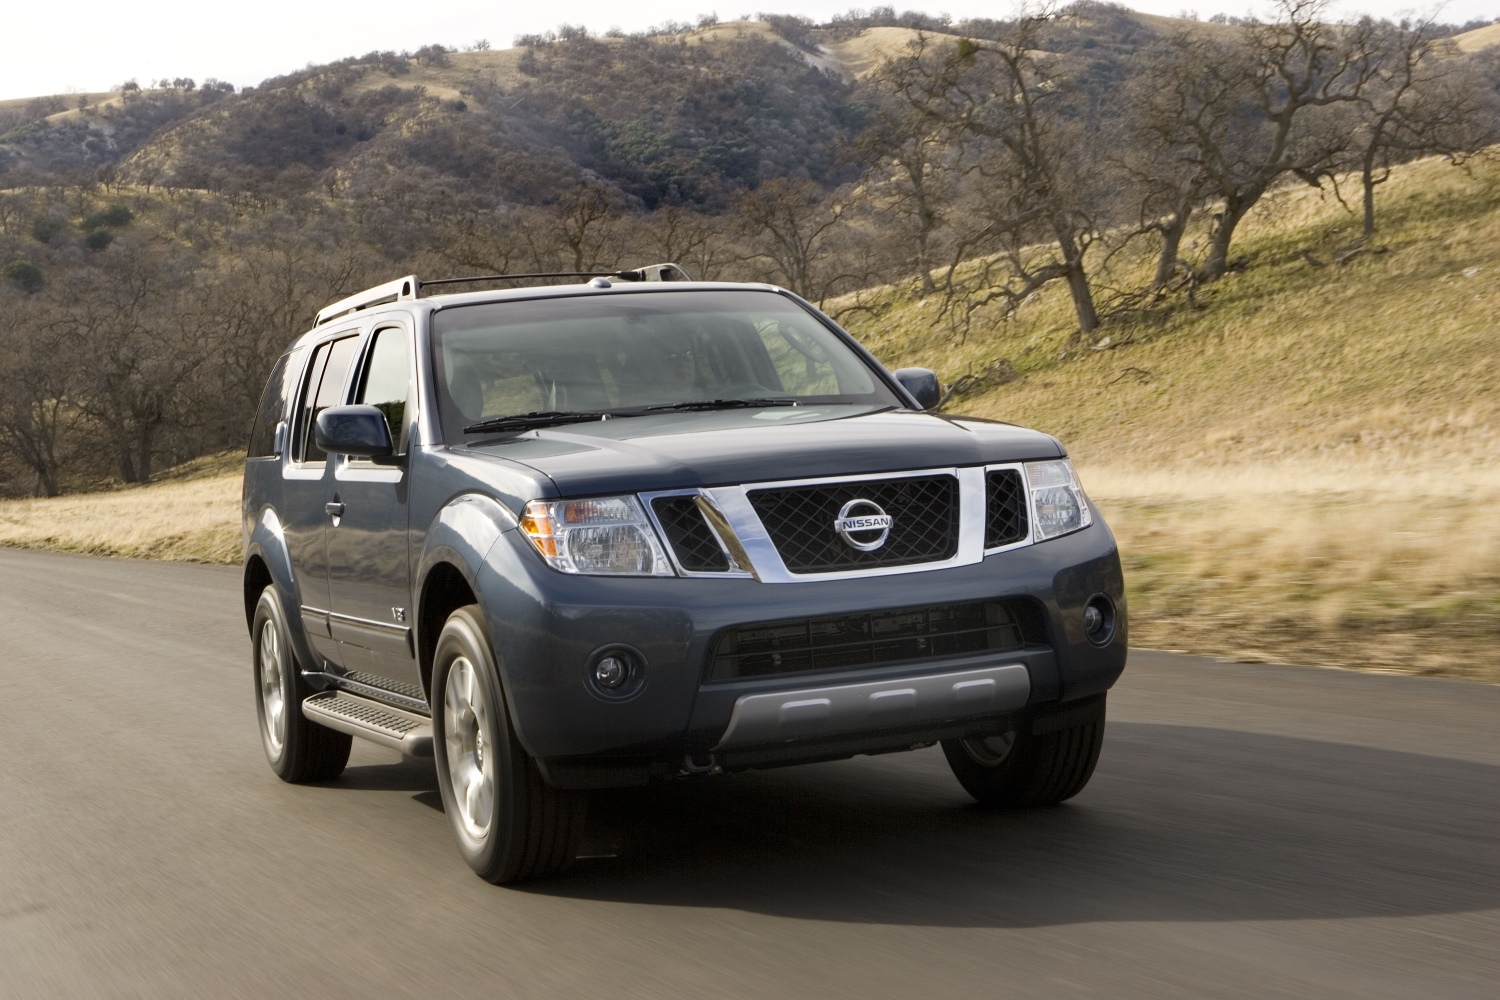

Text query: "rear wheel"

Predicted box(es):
[431, 605, 586, 884]
[253, 586, 351, 782]
[942, 695, 1106, 808]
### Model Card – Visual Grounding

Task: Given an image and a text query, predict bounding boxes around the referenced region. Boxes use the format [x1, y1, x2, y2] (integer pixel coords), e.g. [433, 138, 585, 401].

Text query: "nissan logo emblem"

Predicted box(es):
[834, 499, 893, 552]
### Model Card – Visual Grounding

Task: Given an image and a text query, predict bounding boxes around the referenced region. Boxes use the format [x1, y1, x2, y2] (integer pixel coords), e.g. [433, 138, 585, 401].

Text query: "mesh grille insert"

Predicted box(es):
[651, 495, 730, 572]
[748, 475, 958, 572]
[709, 599, 1044, 680]
[985, 469, 1029, 548]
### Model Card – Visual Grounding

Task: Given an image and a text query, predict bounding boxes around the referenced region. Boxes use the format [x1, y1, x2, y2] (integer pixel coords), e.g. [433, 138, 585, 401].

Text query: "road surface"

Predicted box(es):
[0, 547, 1495, 998]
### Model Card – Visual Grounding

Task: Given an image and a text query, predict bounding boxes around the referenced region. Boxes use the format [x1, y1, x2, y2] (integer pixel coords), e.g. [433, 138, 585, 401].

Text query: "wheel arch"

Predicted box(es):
[415, 494, 519, 700]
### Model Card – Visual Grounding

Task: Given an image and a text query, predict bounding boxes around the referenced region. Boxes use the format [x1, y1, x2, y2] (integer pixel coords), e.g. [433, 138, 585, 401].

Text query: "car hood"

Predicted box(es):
[455, 405, 1063, 497]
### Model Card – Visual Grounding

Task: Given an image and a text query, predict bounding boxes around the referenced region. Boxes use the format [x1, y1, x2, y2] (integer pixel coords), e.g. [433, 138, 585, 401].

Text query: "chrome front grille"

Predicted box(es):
[747, 475, 959, 572]
[643, 464, 1032, 583]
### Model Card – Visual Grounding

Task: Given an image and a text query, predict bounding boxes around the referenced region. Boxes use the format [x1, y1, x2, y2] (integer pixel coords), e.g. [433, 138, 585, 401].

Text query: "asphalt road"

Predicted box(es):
[1, 547, 1496, 999]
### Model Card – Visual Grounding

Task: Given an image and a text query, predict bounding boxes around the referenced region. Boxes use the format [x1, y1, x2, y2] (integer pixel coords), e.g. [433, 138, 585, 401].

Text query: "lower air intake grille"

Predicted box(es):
[651, 495, 730, 572]
[985, 469, 1029, 548]
[747, 475, 959, 572]
[709, 599, 1045, 681]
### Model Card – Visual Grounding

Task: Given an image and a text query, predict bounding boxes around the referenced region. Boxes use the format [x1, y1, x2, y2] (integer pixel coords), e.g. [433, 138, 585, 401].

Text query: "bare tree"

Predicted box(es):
[1190, 1, 1376, 280]
[1117, 33, 1219, 293]
[631, 205, 735, 281]
[849, 93, 955, 294]
[0, 302, 76, 496]
[734, 177, 853, 305]
[1348, 19, 1499, 239]
[885, 19, 1108, 333]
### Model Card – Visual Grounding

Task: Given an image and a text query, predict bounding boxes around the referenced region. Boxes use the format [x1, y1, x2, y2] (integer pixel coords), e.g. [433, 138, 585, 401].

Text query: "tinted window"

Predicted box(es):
[247, 351, 299, 458]
[430, 290, 899, 442]
[355, 327, 411, 455]
[296, 336, 358, 464]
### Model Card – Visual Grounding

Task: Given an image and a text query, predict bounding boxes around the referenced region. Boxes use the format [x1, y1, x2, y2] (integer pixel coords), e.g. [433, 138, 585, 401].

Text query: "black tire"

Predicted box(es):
[941, 695, 1106, 808]
[252, 586, 352, 783]
[431, 605, 586, 884]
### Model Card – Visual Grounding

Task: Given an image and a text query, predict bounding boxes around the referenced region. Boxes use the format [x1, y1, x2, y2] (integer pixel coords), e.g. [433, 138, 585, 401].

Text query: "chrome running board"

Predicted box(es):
[302, 691, 433, 757]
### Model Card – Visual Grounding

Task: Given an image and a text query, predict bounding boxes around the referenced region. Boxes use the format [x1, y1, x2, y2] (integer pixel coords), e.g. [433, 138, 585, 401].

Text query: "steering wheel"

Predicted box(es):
[777, 323, 830, 364]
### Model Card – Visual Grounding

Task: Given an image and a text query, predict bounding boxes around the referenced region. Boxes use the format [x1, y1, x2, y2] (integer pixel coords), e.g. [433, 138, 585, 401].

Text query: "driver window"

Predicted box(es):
[356, 327, 412, 455]
[757, 321, 839, 395]
[297, 335, 358, 464]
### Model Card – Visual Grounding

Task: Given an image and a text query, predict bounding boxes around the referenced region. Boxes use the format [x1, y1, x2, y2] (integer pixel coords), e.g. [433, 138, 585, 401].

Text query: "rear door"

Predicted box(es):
[324, 321, 421, 691]
[282, 330, 362, 668]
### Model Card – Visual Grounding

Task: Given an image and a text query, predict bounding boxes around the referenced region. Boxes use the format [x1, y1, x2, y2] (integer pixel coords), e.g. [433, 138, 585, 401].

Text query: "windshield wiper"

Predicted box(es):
[641, 398, 800, 413]
[463, 410, 612, 433]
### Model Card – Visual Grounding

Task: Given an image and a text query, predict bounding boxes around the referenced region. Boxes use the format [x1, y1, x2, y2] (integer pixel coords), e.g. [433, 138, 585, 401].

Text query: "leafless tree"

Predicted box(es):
[0, 301, 76, 496]
[734, 177, 854, 305]
[1191, 1, 1377, 280]
[885, 17, 1108, 333]
[1346, 19, 1499, 239]
[849, 92, 956, 294]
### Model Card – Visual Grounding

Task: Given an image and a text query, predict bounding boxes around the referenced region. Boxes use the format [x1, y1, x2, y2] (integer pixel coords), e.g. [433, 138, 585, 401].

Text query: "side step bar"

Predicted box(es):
[302, 691, 434, 757]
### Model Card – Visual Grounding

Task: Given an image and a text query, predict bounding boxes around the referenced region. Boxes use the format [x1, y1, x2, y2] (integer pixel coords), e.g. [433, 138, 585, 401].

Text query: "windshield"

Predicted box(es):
[430, 289, 902, 440]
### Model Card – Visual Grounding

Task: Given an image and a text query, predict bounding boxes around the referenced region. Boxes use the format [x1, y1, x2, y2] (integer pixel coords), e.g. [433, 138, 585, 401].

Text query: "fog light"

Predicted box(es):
[1083, 595, 1115, 645]
[1086, 599, 1122, 644]
[594, 655, 629, 689]
[586, 644, 646, 699]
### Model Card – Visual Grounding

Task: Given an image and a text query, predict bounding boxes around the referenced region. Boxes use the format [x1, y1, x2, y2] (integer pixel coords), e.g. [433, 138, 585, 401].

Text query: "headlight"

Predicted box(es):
[1025, 459, 1092, 541]
[519, 496, 674, 576]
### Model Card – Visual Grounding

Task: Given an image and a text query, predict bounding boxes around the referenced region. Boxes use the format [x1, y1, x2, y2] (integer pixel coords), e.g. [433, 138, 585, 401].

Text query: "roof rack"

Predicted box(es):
[312, 263, 692, 326]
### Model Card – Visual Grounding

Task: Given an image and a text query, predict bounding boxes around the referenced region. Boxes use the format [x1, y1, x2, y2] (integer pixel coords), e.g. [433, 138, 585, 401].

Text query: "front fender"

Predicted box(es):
[414, 493, 519, 684]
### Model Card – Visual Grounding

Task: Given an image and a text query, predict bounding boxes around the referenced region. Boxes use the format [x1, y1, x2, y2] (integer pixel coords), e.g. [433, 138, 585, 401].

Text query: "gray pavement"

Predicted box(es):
[0, 546, 1496, 999]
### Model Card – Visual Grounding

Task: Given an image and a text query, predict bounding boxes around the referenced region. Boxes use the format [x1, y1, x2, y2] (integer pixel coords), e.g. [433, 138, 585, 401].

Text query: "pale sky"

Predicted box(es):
[2, 1, 1491, 102]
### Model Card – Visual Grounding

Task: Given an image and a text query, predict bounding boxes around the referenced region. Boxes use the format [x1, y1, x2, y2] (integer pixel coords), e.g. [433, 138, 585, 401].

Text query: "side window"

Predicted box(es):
[355, 327, 412, 455]
[296, 336, 358, 464]
[247, 351, 297, 458]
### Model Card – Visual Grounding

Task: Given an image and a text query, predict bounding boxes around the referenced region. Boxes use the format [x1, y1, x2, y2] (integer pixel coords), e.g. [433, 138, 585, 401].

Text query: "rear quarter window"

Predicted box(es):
[247, 351, 301, 458]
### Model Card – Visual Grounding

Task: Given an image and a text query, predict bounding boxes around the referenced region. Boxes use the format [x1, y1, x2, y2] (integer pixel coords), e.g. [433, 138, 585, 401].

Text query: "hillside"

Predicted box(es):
[838, 152, 1500, 681]
[1453, 21, 1500, 53]
[0, 8, 1210, 206]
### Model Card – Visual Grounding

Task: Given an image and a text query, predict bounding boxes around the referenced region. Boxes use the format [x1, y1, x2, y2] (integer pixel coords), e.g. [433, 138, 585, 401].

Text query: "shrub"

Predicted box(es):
[31, 217, 63, 243]
[2, 259, 44, 293]
[84, 204, 134, 229]
[84, 228, 114, 251]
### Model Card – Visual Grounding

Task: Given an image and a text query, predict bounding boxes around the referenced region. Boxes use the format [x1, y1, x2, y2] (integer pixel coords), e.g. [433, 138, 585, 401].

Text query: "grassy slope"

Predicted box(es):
[841, 154, 1500, 680]
[2, 155, 1495, 679]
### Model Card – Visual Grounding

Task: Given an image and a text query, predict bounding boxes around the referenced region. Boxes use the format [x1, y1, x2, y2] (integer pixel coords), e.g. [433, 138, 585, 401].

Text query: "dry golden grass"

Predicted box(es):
[1452, 22, 1500, 54]
[1085, 465, 1500, 681]
[0, 466, 241, 564]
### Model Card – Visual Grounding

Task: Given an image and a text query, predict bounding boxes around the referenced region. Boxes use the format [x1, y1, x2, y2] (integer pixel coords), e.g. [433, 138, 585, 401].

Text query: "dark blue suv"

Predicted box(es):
[242, 267, 1127, 883]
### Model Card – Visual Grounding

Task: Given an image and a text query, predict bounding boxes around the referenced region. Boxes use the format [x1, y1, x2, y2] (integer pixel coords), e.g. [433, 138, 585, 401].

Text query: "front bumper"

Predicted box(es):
[472, 512, 1126, 784]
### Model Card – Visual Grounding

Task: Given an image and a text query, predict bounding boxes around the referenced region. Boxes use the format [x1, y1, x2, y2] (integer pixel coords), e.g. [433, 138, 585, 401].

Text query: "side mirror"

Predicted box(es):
[315, 405, 394, 459]
[892, 367, 941, 410]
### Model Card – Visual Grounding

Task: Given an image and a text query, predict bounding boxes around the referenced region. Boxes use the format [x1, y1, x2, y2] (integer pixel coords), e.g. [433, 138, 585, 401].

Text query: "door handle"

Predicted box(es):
[324, 501, 345, 518]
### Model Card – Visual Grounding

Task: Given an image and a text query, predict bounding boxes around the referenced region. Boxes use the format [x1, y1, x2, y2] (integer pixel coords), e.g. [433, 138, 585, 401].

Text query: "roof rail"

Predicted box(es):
[311, 263, 693, 326]
[314, 275, 418, 327]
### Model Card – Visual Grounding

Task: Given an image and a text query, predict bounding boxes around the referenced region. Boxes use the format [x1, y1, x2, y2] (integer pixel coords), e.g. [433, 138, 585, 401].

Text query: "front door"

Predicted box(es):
[282, 331, 361, 669]
[324, 323, 420, 693]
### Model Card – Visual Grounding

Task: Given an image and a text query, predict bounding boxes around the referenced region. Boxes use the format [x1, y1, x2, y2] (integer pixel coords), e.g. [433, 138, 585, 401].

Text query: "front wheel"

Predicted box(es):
[431, 606, 586, 884]
[941, 695, 1106, 808]
[252, 586, 351, 782]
